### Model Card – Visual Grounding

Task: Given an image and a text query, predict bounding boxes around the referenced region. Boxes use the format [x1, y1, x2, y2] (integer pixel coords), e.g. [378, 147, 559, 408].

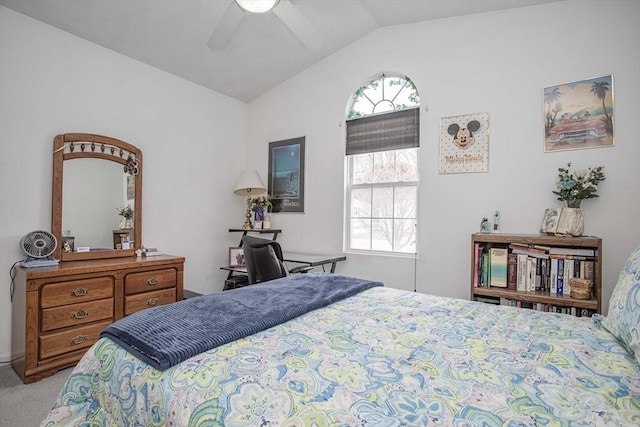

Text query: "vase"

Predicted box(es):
[565, 199, 582, 208]
[555, 208, 584, 236]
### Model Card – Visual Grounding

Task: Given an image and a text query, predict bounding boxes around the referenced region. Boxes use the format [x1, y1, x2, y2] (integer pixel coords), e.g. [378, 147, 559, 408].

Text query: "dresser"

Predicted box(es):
[11, 255, 184, 383]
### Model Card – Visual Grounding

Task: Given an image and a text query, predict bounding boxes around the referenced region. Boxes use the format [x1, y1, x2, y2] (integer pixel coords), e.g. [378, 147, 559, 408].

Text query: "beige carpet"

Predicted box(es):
[0, 364, 72, 427]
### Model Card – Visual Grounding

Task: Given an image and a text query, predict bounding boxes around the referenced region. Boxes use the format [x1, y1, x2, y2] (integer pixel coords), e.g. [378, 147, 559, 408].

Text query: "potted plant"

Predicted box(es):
[553, 162, 605, 208]
[117, 205, 134, 229]
[545, 163, 605, 236]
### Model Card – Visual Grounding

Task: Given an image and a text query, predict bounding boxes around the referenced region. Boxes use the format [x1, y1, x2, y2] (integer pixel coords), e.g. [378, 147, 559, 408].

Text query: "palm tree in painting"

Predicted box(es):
[544, 87, 561, 136]
[591, 81, 613, 136]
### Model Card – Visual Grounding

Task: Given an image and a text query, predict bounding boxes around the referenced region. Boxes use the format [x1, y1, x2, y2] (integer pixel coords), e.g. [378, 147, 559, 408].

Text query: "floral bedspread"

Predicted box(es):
[42, 287, 640, 426]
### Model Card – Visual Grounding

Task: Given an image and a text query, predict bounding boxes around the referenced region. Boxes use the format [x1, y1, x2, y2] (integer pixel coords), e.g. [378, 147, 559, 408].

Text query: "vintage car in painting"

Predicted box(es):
[548, 115, 608, 143]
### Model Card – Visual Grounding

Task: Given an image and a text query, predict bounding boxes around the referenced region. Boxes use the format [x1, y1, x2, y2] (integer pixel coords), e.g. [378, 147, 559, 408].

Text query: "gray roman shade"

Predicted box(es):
[346, 107, 420, 155]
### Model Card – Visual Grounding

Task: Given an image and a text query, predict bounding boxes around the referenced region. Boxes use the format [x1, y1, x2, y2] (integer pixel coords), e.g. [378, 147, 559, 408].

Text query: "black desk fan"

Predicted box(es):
[19, 230, 60, 268]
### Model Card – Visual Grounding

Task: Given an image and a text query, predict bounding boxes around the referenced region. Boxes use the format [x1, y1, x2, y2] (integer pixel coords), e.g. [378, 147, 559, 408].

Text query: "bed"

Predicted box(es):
[41, 248, 640, 426]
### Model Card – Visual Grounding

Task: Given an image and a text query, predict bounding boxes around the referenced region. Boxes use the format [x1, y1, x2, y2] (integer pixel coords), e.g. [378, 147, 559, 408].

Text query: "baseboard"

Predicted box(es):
[0, 351, 13, 367]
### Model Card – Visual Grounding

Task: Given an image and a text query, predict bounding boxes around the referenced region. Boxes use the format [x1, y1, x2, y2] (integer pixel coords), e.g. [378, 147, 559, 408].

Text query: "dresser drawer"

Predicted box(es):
[41, 298, 114, 332]
[41, 277, 114, 308]
[125, 288, 176, 315]
[39, 320, 111, 360]
[125, 269, 176, 295]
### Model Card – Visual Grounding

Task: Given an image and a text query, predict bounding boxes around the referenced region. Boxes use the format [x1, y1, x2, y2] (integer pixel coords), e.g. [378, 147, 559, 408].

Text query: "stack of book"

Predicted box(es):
[474, 242, 595, 296]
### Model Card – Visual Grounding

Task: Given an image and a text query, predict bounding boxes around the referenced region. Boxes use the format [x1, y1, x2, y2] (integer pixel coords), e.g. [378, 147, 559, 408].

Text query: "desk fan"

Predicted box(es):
[19, 230, 60, 268]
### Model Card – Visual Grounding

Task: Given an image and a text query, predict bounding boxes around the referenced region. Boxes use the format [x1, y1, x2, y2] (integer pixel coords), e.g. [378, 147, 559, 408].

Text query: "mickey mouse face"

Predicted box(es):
[447, 120, 481, 149]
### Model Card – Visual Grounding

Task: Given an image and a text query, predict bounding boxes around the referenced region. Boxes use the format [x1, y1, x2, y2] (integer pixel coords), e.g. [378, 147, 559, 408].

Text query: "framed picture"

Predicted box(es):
[540, 208, 560, 234]
[268, 137, 305, 213]
[126, 175, 135, 202]
[438, 112, 489, 174]
[229, 247, 245, 268]
[543, 74, 614, 152]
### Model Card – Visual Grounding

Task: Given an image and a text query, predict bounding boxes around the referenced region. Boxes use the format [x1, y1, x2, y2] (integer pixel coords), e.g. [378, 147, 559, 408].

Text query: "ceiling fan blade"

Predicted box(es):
[207, 2, 245, 50]
[272, 0, 322, 49]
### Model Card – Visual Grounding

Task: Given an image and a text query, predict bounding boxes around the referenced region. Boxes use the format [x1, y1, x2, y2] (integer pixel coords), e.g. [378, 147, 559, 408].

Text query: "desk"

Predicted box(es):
[220, 253, 346, 290]
[283, 253, 347, 273]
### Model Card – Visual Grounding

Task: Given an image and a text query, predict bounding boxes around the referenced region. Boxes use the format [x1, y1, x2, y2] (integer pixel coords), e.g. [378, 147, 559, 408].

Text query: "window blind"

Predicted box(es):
[346, 107, 420, 155]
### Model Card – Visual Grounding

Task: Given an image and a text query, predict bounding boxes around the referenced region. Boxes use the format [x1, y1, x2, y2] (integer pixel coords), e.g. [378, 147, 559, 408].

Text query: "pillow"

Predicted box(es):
[599, 245, 640, 364]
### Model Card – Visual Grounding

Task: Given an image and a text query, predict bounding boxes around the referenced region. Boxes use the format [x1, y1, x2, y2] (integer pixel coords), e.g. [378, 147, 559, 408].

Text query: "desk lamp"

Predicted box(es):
[233, 170, 267, 230]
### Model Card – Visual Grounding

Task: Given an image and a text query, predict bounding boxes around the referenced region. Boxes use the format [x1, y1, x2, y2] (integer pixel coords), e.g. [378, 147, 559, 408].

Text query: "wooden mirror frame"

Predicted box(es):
[52, 133, 143, 261]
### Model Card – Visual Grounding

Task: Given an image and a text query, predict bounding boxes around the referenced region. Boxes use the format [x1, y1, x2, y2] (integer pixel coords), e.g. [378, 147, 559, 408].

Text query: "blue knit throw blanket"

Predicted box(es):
[100, 273, 383, 370]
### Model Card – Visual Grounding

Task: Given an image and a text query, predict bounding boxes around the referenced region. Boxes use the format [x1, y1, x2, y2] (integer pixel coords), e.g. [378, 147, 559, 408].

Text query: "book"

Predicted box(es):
[476, 296, 500, 305]
[548, 247, 595, 257]
[489, 247, 508, 287]
[582, 260, 595, 281]
[550, 258, 558, 293]
[481, 251, 490, 287]
[556, 258, 565, 294]
[540, 258, 549, 292]
[144, 248, 163, 257]
[535, 257, 543, 291]
[526, 257, 536, 291]
[507, 253, 518, 290]
[509, 243, 549, 258]
[516, 254, 528, 291]
[473, 243, 480, 287]
[563, 259, 574, 295]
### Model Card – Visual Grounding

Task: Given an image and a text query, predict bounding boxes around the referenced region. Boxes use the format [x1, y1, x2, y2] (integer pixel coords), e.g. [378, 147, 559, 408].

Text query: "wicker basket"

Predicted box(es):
[570, 278, 593, 300]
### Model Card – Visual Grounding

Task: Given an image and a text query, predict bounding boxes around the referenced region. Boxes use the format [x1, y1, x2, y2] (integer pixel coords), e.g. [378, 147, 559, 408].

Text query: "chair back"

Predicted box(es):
[241, 235, 287, 284]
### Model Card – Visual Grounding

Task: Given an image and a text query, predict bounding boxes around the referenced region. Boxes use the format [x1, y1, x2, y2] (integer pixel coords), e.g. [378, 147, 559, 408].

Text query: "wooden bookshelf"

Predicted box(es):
[470, 233, 602, 314]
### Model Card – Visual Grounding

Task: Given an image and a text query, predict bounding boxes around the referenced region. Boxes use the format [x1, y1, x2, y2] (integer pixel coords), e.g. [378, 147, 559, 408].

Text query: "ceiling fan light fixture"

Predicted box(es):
[235, 0, 279, 14]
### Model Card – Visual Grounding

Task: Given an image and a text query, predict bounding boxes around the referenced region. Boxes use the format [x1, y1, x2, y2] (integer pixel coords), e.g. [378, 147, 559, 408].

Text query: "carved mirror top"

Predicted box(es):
[52, 133, 143, 261]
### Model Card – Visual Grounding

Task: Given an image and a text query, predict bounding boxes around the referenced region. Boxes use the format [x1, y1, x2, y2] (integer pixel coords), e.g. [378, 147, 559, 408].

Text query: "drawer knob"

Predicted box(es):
[146, 277, 159, 286]
[71, 287, 88, 297]
[70, 335, 88, 345]
[72, 309, 89, 319]
[147, 298, 159, 306]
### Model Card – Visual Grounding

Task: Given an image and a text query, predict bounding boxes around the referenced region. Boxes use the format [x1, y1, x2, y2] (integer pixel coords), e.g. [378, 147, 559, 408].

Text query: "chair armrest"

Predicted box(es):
[289, 265, 314, 274]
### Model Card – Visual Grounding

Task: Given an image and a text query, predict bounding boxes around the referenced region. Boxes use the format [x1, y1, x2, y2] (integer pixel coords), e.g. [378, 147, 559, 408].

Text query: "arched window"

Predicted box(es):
[345, 73, 420, 254]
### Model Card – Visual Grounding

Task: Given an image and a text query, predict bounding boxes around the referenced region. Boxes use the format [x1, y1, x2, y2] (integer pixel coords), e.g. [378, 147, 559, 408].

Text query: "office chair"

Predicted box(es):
[241, 235, 312, 284]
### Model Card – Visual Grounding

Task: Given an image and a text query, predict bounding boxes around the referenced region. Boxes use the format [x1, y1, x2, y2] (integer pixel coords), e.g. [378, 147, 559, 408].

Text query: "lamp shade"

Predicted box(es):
[233, 170, 267, 195]
[236, 0, 279, 14]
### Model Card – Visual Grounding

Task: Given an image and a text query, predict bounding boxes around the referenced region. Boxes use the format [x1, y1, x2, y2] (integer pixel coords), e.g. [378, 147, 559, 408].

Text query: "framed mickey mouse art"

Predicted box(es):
[438, 112, 489, 174]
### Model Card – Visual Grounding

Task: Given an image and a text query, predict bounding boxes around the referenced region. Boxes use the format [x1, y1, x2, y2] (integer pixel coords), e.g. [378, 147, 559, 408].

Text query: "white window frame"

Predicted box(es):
[345, 152, 419, 256]
[344, 73, 420, 257]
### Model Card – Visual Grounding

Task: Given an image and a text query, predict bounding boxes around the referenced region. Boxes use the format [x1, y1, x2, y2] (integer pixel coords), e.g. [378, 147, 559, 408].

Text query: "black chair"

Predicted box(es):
[241, 235, 312, 284]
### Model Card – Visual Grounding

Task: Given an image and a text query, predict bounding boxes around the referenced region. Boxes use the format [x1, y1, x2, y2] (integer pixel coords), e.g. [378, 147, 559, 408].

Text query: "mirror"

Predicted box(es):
[52, 133, 142, 261]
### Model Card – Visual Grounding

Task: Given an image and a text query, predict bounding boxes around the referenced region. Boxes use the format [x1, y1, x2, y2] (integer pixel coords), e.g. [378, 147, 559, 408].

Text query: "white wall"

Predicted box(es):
[0, 7, 248, 362]
[247, 1, 640, 306]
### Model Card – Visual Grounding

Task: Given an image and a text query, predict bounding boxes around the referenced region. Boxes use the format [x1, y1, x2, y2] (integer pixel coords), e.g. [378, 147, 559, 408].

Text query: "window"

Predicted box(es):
[345, 73, 420, 254]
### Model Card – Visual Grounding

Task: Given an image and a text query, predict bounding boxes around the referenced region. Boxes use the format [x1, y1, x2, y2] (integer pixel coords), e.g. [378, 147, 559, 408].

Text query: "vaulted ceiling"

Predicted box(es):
[1, 0, 561, 102]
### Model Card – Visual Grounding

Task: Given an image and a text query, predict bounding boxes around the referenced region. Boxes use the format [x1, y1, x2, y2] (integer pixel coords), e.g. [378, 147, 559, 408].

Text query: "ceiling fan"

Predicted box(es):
[207, 0, 322, 50]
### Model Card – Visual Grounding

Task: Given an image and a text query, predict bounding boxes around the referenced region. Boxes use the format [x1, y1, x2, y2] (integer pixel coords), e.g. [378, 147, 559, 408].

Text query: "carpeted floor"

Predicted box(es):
[0, 364, 72, 427]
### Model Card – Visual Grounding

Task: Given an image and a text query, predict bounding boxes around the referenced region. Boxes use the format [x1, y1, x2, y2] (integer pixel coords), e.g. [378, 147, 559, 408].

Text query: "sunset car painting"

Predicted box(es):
[543, 75, 614, 152]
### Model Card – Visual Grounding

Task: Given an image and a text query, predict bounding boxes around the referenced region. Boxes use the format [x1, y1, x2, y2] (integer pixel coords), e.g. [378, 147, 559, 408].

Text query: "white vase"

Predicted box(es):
[555, 208, 584, 236]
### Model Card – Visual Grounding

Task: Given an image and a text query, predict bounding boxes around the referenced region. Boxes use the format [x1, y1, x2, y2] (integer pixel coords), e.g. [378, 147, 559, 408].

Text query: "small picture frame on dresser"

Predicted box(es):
[229, 247, 245, 268]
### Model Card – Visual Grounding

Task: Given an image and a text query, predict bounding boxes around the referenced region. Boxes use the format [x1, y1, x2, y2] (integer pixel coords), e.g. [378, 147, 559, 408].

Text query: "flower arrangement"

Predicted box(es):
[553, 163, 605, 208]
[248, 195, 272, 220]
[117, 205, 134, 220]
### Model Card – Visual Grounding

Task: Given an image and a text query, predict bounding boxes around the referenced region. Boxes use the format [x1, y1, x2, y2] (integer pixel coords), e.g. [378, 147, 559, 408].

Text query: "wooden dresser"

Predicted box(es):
[11, 255, 184, 383]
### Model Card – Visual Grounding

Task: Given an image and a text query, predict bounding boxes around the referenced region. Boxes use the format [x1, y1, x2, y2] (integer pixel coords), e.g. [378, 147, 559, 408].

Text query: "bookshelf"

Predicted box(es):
[471, 233, 602, 315]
